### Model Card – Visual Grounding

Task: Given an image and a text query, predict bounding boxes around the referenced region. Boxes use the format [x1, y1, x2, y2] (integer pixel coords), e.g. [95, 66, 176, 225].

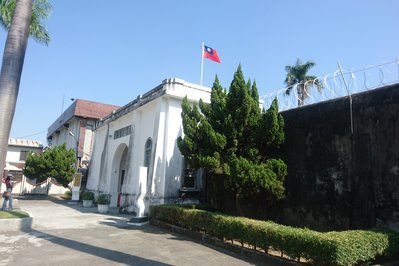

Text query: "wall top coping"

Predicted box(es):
[8, 138, 43, 148]
[95, 78, 211, 129]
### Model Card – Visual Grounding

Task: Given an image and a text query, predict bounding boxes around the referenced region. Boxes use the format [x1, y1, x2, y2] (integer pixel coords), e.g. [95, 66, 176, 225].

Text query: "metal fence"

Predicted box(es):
[261, 58, 399, 111]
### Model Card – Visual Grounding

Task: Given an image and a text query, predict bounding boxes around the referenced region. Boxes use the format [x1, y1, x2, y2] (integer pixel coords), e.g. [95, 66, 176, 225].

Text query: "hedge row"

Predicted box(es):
[150, 205, 399, 266]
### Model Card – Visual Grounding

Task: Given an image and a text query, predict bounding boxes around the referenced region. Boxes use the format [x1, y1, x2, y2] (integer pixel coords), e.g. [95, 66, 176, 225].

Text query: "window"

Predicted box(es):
[144, 138, 152, 168]
[19, 150, 28, 161]
[182, 160, 196, 189]
[114, 125, 131, 140]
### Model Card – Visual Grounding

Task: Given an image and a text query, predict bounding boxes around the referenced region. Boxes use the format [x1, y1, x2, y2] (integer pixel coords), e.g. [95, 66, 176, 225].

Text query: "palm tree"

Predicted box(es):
[0, 0, 50, 44]
[284, 59, 323, 106]
[0, 0, 51, 178]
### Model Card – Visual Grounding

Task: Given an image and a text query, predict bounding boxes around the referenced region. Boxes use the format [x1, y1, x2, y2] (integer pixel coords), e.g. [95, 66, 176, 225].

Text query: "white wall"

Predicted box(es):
[83, 125, 94, 163]
[51, 117, 80, 149]
[49, 117, 97, 166]
[6, 146, 24, 162]
[86, 122, 109, 191]
[87, 113, 133, 193]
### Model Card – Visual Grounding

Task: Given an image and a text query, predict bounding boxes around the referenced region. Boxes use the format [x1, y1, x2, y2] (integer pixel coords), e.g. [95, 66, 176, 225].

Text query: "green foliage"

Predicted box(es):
[0, 0, 51, 45]
[151, 205, 399, 266]
[61, 190, 72, 200]
[261, 99, 285, 148]
[24, 144, 76, 188]
[23, 150, 50, 182]
[178, 66, 287, 204]
[80, 191, 94, 200]
[96, 194, 111, 205]
[178, 95, 226, 171]
[224, 155, 287, 200]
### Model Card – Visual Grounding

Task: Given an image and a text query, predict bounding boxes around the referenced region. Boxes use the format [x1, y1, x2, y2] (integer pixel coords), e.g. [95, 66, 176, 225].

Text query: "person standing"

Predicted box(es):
[2, 174, 14, 211]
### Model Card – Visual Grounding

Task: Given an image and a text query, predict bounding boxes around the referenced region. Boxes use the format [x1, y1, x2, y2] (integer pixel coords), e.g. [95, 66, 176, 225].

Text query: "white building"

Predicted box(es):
[87, 78, 210, 215]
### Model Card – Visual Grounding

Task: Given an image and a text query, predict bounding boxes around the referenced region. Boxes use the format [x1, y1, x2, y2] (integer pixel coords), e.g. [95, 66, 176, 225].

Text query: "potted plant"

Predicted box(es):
[96, 194, 111, 213]
[81, 191, 94, 207]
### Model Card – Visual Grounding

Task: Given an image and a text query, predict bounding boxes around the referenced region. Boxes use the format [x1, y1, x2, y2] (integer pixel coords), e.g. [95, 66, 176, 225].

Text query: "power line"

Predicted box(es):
[16, 129, 47, 139]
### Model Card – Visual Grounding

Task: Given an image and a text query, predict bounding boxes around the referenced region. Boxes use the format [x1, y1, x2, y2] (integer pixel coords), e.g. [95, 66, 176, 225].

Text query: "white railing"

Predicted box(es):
[261, 58, 399, 111]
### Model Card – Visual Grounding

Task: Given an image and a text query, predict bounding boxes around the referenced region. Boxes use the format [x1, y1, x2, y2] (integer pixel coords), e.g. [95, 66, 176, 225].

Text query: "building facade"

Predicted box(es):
[87, 78, 210, 215]
[47, 99, 120, 187]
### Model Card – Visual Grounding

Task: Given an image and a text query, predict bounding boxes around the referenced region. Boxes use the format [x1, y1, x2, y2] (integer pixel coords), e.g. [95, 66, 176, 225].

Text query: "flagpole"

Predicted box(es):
[200, 42, 204, 86]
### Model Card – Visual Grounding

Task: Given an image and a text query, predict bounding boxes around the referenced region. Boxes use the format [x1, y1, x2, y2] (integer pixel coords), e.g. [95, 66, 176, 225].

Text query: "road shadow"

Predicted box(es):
[98, 219, 267, 265]
[21, 228, 171, 265]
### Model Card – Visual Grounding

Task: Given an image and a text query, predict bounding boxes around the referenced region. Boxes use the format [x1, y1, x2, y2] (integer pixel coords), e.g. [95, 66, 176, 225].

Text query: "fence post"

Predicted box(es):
[337, 61, 354, 135]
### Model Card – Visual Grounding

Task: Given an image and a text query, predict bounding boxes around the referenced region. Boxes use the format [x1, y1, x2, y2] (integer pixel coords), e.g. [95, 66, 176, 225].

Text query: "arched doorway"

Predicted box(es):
[110, 143, 128, 207]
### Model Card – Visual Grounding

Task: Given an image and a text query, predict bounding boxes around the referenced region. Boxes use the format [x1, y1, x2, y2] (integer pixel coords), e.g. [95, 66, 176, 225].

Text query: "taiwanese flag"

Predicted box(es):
[203, 44, 221, 63]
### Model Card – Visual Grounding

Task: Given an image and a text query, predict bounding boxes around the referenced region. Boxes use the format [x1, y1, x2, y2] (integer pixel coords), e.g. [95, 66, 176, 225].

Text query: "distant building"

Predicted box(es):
[1, 138, 43, 194]
[4, 138, 42, 176]
[47, 99, 120, 187]
[87, 78, 210, 215]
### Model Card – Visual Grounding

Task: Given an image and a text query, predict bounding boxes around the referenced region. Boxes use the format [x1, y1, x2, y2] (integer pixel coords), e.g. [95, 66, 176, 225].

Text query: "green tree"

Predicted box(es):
[0, 0, 51, 179]
[24, 144, 76, 188]
[178, 66, 287, 213]
[284, 59, 323, 106]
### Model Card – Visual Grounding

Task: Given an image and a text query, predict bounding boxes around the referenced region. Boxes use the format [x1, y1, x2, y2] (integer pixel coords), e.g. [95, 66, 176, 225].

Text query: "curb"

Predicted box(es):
[0, 211, 33, 232]
[0, 214, 33, 232]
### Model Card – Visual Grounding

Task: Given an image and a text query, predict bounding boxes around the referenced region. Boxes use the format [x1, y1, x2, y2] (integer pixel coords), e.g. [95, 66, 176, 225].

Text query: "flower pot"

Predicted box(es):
[97, 204, 109, 214]
[82, 200, 93, 208]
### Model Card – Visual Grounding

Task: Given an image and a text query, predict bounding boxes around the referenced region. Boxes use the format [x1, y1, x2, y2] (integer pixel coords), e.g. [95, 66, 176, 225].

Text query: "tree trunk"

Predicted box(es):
[0, 0, 33, 178]
[235, 191, 244, 216]
[297, 84, 304, 106]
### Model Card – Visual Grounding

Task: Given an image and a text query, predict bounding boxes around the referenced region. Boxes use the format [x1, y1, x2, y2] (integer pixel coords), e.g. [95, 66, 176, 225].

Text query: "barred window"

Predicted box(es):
[144, 138, 152, 168]
[114, 125, 131, 140]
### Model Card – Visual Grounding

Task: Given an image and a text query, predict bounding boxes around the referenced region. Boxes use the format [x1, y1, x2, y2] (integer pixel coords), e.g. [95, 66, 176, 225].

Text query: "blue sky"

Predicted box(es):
[1, 0, 398, 145]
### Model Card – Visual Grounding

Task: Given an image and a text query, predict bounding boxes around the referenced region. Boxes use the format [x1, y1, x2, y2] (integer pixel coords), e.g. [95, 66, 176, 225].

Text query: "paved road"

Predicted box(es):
[0, 198, 261, 266]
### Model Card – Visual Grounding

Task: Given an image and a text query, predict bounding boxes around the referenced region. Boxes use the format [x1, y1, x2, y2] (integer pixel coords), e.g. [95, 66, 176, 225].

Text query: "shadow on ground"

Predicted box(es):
[21, 227, 172, 265]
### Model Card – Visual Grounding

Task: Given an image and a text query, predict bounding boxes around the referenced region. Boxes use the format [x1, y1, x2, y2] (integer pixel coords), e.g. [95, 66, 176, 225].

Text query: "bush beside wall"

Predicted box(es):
[150, 205, 399, 266]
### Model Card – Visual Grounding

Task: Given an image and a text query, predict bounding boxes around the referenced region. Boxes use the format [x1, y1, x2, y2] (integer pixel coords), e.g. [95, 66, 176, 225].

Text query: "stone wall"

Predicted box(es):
[279, 83, 399, 231]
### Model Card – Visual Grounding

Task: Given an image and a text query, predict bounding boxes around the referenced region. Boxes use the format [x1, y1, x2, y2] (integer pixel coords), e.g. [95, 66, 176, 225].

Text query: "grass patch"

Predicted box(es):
[0, 210, 30, 219]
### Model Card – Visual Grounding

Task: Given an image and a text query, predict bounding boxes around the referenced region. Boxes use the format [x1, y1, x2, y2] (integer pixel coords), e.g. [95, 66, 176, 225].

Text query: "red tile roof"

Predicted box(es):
[75, 99, 120, 119]
[47, 99, 120, 137]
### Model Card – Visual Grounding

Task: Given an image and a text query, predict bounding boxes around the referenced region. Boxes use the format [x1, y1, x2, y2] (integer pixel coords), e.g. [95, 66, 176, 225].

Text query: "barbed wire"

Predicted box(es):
[260, 58, 399, 111]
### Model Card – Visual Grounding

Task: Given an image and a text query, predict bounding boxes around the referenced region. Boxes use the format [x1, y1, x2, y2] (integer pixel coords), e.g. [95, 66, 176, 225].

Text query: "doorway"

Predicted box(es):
[110, 144, 128, 207]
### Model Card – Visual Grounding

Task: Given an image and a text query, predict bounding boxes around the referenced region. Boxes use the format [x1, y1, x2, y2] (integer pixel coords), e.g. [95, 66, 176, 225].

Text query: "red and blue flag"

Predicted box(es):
[203, 44, 221, 63]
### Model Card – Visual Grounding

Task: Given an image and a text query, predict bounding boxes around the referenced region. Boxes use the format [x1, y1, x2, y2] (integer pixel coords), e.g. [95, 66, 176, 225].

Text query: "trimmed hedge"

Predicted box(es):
[150, 205, 399, 266]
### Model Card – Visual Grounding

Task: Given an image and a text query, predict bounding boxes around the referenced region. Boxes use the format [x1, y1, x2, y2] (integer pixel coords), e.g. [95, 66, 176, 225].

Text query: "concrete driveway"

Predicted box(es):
[0, 198, 262, 266]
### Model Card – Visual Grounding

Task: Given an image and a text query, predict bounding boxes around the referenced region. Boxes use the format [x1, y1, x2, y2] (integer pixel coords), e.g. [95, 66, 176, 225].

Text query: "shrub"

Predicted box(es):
[150, 205, 399, 266]
[96, 194, 110, 205]
[61, 190, 72, 200]
[81, 191, 94, 200]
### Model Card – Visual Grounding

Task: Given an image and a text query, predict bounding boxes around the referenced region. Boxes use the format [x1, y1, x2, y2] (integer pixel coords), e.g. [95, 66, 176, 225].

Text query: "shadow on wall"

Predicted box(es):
[19, 178, 69, 195]
[22, 178, 48, 195]
[152, 130, 184, 204]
